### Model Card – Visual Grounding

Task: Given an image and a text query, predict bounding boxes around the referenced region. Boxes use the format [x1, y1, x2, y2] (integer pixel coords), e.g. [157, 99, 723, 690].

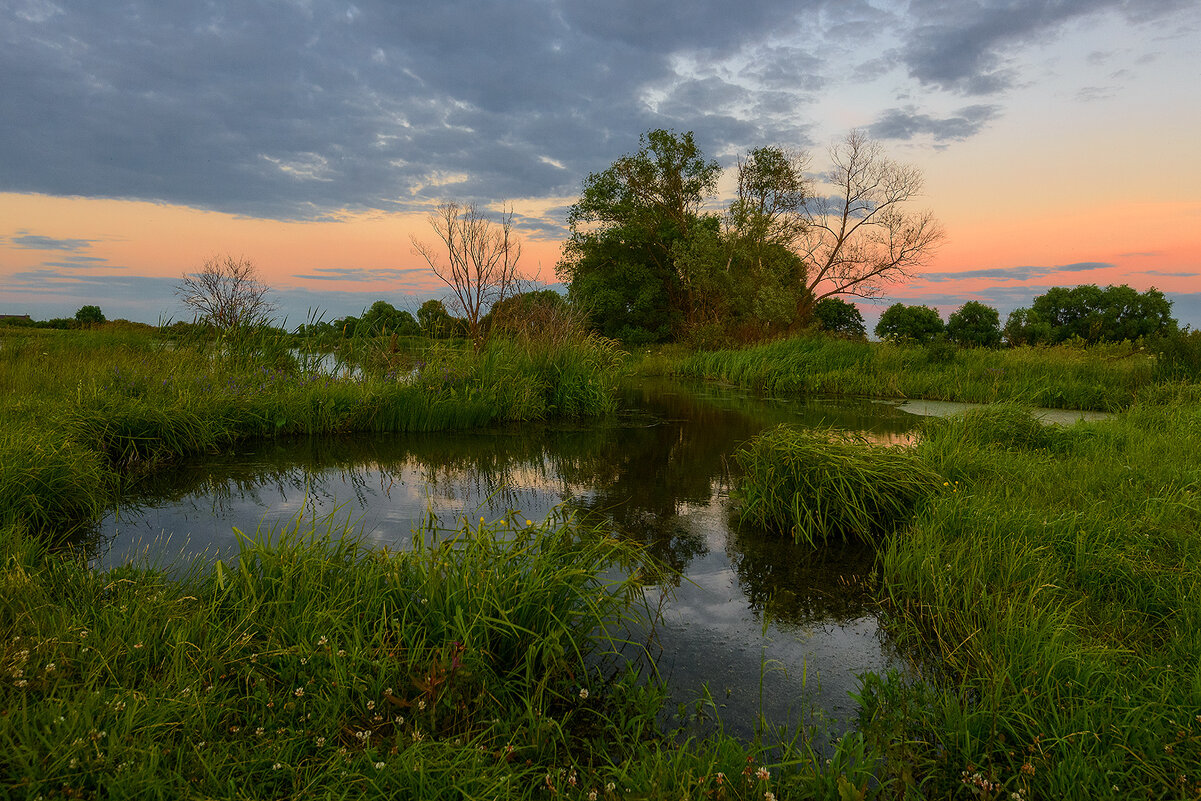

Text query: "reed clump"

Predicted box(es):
[733, 424, 941, 546]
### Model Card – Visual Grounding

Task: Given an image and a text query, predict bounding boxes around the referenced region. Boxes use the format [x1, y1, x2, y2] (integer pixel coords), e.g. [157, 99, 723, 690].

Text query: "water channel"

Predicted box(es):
[94, 377, 930, 740]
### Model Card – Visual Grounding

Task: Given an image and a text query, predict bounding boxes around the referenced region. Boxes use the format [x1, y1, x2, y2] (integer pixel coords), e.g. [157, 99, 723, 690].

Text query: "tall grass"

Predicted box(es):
[733, 425, 941, 546]
[0, 327, 625, 539]
[674, 335, 1160, 411]
[874, 402, 1201, 796]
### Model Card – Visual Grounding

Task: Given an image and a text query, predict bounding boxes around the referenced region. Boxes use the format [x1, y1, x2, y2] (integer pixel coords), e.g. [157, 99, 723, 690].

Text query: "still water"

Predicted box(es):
[95, 378, 925, 739]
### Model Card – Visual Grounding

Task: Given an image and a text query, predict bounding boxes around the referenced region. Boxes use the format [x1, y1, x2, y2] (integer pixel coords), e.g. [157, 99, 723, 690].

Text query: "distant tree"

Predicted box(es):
[416, 299, 455, 338]
[1008, 284, 1175, 345]
[176, 254, 276, 330]
[875, 303, 944, 344]
[798, 131, 944, 315]
[74, 305, 105, 326]
[359, 300, 420, 336]
[812, 297, 866, 338]
[411, 203, 522, 350]
[946, 301, 1002, 348]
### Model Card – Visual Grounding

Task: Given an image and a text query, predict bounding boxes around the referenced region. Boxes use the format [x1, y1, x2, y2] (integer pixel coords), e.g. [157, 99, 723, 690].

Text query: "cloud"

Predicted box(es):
[868, 104, 1000, 142]
[896, 0, 1195, 95]
[1052, 261, 1114, 272]
[10, 234, 95, 251]
[295, 267, 432, 283]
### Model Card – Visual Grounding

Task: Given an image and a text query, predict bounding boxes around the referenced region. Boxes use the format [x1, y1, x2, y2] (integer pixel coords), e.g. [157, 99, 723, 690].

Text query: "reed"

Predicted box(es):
[732, 424, 941, 546]
[674, 334, 1160, 411]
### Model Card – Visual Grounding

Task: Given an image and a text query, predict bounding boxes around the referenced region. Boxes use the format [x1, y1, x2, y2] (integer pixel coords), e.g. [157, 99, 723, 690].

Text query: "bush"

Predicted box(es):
[813, 297, 867, 338]
[875, 303, 943, 344]
[946, 301, 1001, 348]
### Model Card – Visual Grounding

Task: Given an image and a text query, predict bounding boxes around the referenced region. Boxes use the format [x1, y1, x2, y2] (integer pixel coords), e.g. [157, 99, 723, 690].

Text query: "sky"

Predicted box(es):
[2, 0, 1199, 330]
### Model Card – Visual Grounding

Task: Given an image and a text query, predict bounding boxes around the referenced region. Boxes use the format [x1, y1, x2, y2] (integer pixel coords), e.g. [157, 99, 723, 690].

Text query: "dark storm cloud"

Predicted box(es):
[1, 0, 1194, 221]
[868, 104, 1000, 142]
[898, 0, 1192, 95]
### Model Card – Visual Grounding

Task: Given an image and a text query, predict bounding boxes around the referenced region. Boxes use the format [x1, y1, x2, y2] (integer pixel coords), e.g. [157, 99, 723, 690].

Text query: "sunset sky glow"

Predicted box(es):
[2, 0, 1199, 329]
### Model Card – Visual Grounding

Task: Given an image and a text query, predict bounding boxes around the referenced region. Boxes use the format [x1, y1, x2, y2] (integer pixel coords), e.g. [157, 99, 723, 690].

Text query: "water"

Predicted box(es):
[94, 378, 925, 739]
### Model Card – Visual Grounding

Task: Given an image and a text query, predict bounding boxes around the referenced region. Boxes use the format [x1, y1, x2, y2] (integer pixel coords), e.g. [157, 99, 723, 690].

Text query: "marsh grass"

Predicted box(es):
[1, 513, 892, 800]
[0, 327, 625, 539]
[873, 402, 1201, 797]
[675, 335, 1159, 411]
[733, 425, 941, 546]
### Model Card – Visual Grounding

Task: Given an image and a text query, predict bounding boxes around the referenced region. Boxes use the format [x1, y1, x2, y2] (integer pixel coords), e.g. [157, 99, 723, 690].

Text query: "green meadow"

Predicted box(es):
[3, 324, 1201, 798]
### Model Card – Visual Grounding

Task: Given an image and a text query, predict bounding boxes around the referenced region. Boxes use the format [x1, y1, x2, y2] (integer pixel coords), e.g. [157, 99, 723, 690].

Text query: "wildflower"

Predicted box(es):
[384, 688, 394, 696]
[417, 699, 426, 711]
[374, 761, 385, 770]
[526, 520, 533, 526]
[317, 635, 328, 646]
[316, 737, 326, 747]
[337, 649, 346, 657]
[579, 688, 589, 700]
[294, 687, 304, 697]
[133, 643, 143, 649]
[756, 767, 770, 781]
[412, 728, 424, 742]
[765, 793, 776, 801]
[272, 762, 282, 770]
[588, 791, 598, 801]
[366, 700, 375, 710]
[255, 727, 265, 736]
[14, 679, 28, 688]
[45, 662, 56, 672]
[394, 715, 405, 725]
[112, 701, 125, 712]
[715, 773, 725, 785]
[605, 782, 616, 792]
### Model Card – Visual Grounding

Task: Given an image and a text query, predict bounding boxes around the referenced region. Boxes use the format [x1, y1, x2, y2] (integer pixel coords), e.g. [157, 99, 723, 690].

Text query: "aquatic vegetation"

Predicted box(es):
[673, 334, 1160, 411]
[733, 424, 940, 546]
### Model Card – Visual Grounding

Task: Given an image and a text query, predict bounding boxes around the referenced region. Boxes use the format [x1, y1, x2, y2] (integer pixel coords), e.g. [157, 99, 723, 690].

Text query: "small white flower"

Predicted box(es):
[366, 700, 375, 710]
[272, 762, 282, 770]
[374, 761, 385, 770]
[315, 736, 326, 747]
[294, 687, 304, 697]
[317, 636, 328, 646]
[578, 687, 589, 700]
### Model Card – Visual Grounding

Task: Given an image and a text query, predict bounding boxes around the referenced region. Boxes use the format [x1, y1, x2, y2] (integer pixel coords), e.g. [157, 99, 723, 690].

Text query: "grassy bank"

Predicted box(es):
[671, 335, 1163, 411]
[733, 396, 1201, 797]
[2, 512, 906, 800]
[0, 327, 624, 538]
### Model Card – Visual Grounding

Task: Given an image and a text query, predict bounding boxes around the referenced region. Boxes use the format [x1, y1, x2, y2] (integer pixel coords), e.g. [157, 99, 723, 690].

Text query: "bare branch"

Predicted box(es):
[410, 202, 523, 350]
[175, 254, 276, 330]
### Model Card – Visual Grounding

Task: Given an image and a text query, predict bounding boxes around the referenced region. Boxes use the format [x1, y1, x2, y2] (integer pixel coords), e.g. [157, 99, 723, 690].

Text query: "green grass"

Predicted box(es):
[732, 425, 941, 547]
[0, 327, 626, 539]
[733, 395, 1201, 797]
[673, 335, 1162, 411]
[1, 513, 904, 800]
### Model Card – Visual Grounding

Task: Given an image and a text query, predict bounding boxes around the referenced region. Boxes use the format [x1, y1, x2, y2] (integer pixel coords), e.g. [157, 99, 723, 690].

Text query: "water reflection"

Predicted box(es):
[95, 377, 922, 738]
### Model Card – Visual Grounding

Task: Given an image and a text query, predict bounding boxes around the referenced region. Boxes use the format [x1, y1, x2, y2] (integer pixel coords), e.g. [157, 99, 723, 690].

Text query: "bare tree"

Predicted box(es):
[411, 202, 522, 350]
[176, 254, 276, 330]
[798, 130, 944, 314]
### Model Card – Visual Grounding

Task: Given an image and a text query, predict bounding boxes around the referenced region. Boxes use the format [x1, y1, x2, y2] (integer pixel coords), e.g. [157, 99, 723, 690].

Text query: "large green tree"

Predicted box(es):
[946, 301, 1002, 348]
[875, 303, 944, 344]
[1006, 284, 1175, 345]
[557, 129, 719, 342]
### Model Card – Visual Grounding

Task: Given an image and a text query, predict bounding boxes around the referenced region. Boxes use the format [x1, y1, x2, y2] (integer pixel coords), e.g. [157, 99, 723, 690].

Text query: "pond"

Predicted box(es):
[94, 378, 928, 741]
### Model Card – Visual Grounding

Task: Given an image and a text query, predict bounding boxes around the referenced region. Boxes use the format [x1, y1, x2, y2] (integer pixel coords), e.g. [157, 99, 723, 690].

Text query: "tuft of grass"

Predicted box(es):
[732, 424, 941, 546]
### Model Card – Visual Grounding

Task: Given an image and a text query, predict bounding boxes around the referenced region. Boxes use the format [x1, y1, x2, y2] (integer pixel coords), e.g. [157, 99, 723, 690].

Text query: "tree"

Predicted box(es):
[411, 203, 522, 350]
[176, 254, 276, 330]
[946, 301, 1002, 348]
[417, 299, 454, 338]
[875, 303, 943, 344]
[74, 305, 105, 327]
[557, 129, 720, 342]
[360, 300, 419, 336]
[812, 297, 866, 338]
[797, 131, 944, 315]
[1007, 284, 1176, 345]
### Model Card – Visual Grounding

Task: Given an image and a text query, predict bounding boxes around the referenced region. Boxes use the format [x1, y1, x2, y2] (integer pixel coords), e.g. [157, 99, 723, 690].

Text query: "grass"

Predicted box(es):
[672, 334, 1162, 411]
[732, 425, 941, 547]
[734, 393, 1201, 797]
[0, 326, 625, 539]
[2, 512, 908, 800]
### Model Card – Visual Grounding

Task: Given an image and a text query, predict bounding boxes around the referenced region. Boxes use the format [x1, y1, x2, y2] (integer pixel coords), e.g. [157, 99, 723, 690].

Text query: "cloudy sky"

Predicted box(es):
[2, 0, 1199, 328]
